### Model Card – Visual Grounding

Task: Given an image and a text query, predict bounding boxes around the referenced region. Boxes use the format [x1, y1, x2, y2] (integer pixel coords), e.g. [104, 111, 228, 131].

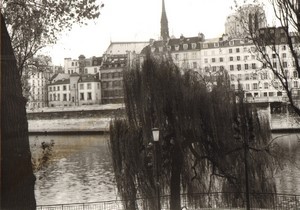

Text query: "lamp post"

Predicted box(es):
[152, 128, 161, 210]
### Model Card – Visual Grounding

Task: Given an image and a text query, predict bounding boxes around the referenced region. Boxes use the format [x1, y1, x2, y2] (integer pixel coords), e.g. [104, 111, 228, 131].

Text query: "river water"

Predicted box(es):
[29, 133, 300, 206]
[30, 134, 116, 205]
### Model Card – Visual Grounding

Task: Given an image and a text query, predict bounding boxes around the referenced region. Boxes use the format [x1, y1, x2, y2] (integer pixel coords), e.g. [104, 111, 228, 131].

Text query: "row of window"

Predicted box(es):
[231, 82, 284, 92]
[243, 91, 283, 98]
[229, 63, 257, 71]
[84, 68, 99, 74]
[232, 80, 300, 91]
[79, 83, 100, 90]
[31, 95, 46, 101]
[49, 85, 69, 92]
[32, 88, 46, 93]
[49, 93, 70, 101]
[71, 62, 78, 66]
[230, 73, 268, 81]
[49, 83, 100, 91]
[173, 45, 289, 61]
[49, 92, 95, 101]
[102, 80, 123, 88]
[230, 70, 298, 81]
[173, 40, 250, 51]
[28, 102, 46, 109]
[101, 72, 123, 79]
[80, 92, 93, 100]
[102, 63, 126, 68]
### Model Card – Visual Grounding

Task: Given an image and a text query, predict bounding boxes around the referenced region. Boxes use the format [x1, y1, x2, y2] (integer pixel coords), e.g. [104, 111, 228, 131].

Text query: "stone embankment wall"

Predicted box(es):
[27, 108, 124, 120]
[27, 104, 125, 133]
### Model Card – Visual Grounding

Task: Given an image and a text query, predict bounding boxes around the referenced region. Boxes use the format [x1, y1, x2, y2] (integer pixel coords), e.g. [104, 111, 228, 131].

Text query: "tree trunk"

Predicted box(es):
[170, 143, 183, 210]
[1, 13, 36, 210]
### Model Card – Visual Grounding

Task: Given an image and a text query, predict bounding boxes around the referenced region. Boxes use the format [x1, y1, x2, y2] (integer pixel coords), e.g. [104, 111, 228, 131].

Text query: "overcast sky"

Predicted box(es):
[42, 0, 274, 65]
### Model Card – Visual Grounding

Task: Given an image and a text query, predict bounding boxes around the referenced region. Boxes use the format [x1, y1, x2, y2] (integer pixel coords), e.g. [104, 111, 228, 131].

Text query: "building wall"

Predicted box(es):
[70, 75, 80, 106]
[27, 72, 48, 109]
[100, 55, 126, 104]
[145, 30, 300, 105]
[78, 81, 101, 105]
[64, 58, 79, 74]
[83, 66, 101, 74]
[48, 82, 71, 107]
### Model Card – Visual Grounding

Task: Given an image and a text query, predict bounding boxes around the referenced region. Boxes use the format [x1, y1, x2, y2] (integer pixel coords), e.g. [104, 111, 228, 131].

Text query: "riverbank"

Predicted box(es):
[27, 104, 124, 133]
[27, 103, 124, 113]
[27, 104, 300, 133]
[28, 118, 111, 134]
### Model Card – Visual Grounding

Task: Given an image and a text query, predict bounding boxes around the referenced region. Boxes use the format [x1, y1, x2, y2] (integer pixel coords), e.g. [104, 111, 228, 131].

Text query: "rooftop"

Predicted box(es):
[104, 41, 149, 55]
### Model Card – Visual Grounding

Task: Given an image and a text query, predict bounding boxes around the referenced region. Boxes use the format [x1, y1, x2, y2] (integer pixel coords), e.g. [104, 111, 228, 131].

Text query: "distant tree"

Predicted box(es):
[22, 55, 53, 104]
[234, 0, 300, 115]
[1, 1, 103, 209]
[1, 0, 103, 75]
[110, 50, 277, 210]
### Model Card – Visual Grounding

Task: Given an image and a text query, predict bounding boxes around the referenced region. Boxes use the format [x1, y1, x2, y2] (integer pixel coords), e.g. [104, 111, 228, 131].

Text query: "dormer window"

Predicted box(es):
[191, 43, 197, 49]
[229, 41, 234, 46]
[175, 45, 179, 51]
[183, 44, 188, 50]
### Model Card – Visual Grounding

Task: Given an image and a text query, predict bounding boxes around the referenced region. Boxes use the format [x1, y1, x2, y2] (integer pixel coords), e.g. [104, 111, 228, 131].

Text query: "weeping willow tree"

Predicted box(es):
[110, 49, 277, 210]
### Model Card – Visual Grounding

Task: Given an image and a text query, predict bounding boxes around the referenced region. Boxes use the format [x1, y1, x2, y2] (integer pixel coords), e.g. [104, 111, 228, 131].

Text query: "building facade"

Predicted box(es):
[64, 58, 79, 74]
[48, 73, 101, 107]
[100, 41, 149, 104]
[27, 71, 49, 109]
[78, 74, 101, 105]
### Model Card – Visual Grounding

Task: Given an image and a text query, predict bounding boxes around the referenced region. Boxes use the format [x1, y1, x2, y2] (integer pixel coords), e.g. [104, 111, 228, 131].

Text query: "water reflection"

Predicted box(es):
[30, 134, 116, 205]
[272, 133, 300, 195]
[30, 133, 300, 206]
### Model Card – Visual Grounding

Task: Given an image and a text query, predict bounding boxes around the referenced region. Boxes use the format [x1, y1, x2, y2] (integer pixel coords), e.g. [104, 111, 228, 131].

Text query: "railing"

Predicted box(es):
[36, 192, 300, 210]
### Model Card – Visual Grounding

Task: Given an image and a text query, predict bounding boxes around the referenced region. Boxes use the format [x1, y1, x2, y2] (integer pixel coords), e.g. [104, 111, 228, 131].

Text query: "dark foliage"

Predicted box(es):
[110, 51, 277, 210]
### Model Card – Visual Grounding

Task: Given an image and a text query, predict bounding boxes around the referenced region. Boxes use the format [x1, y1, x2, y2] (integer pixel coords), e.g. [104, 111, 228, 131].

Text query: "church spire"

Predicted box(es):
[161, 0, 169, 41]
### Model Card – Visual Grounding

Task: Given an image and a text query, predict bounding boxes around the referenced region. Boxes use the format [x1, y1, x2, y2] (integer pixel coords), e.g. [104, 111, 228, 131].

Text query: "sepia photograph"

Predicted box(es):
[1, 0, 300, 209]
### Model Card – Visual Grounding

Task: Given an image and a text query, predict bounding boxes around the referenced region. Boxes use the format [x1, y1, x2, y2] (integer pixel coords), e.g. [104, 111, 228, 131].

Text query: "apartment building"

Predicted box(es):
[100, 55, 126, 104]
[148, 31, 300, 104]
[78, 74, 101, 105]
[48, 78, 71, 107]
[100, 41, 149, 103]
[64, 56, 102, 75]
[48, 73, 101, 107]
[27, 71, 50, 109]
[64, 58, 79, 74]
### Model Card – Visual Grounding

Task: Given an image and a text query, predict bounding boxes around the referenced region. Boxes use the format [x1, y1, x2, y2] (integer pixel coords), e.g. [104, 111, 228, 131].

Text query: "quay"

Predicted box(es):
[27, 104, 124, 133]
[27, 103, 300, 134]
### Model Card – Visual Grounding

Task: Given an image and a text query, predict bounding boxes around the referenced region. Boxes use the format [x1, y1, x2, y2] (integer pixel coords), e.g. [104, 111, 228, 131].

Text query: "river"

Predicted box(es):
[29, 133, 300, 206]
[30, 134, 116, 205]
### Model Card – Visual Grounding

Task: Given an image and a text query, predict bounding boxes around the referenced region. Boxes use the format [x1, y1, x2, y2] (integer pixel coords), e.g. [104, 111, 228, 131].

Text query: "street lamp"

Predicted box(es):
[152, 128, 161, 210]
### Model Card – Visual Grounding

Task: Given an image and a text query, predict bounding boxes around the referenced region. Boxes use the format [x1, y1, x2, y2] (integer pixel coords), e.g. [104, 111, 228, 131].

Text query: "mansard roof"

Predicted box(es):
[49, 78, 70, 85]
[78, 74, 100, 83]
[101, 55, 127, 69]
[104, 41, 149, 55]
[146, 35, 257, 53]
